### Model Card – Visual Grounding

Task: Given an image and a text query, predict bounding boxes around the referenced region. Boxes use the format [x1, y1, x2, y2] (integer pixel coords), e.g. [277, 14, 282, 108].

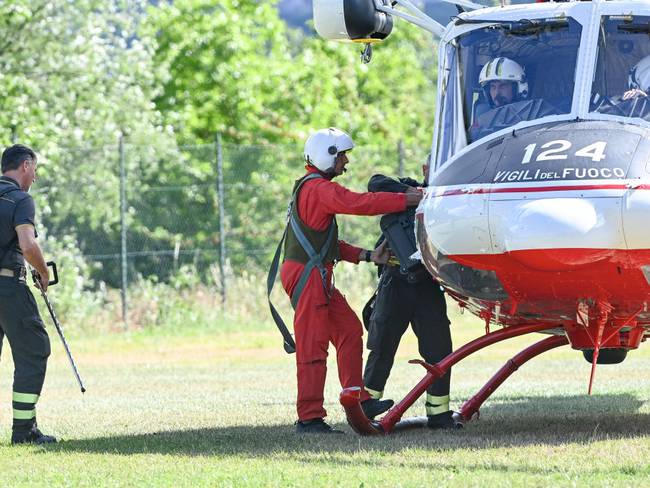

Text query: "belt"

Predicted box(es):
[0, 267, 26, 281]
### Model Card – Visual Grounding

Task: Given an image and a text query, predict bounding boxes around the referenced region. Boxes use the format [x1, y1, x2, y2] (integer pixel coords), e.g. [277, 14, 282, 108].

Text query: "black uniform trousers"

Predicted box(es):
[364, 268, 451, 399]
[0, 276, 51, 432]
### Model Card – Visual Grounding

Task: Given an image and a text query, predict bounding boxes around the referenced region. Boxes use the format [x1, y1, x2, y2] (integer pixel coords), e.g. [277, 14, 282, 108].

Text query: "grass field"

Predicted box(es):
[1, 302, 650, 487]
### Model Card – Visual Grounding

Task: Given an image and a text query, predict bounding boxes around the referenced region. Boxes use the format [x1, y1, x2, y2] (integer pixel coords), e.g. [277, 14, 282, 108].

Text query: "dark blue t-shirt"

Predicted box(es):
[0, 176, 36, 269]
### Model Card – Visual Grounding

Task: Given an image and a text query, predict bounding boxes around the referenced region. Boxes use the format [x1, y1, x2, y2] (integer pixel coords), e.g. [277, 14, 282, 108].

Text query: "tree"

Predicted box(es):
[0, 0, 440, 285]
[0, 1, 183, 284]
[145, 0, 438, 270]
[146, 0, 301, 144]
[146, 0, 437, 148]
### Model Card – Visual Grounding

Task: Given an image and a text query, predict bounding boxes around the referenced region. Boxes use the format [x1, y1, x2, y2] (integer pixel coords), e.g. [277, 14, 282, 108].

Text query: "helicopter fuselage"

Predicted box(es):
[421, 0, 650, 352]
[419, 119, 650, 351]
[311, 0, 650, 434]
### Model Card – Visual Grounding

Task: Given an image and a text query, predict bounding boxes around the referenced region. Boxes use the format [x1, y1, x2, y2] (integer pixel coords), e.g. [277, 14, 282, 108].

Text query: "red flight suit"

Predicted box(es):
[280, 167, 407, 421]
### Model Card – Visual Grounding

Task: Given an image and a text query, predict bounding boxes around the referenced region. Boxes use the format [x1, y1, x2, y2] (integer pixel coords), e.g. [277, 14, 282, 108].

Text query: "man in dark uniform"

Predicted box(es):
[0, 144, 55, 444]
[363, 157, 457, 429]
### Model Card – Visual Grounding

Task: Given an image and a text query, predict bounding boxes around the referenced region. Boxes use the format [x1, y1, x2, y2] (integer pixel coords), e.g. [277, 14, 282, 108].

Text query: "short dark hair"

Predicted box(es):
[1, 144, 37, 173]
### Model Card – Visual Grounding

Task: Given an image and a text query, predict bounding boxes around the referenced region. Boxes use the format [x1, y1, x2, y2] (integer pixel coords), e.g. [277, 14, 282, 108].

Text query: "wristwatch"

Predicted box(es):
[364, 250, 372, 262]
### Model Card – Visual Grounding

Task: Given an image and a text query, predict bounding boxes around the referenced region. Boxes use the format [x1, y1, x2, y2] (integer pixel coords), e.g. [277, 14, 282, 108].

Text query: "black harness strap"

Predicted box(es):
[288, 211, 335, 309]
[267, 173, 336, 354]
[267, 226, 295, 354]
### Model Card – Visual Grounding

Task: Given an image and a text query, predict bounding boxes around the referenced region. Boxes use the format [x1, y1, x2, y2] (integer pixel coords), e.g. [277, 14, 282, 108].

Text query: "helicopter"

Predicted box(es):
[312, 0, 650, 435]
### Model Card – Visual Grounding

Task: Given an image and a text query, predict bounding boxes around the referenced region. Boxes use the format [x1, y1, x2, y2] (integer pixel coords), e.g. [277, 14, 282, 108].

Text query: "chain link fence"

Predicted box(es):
[33, 136, 429, 326]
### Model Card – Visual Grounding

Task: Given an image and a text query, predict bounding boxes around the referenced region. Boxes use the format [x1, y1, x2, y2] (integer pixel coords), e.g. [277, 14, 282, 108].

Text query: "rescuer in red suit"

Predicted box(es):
[280, 128, 423, 434]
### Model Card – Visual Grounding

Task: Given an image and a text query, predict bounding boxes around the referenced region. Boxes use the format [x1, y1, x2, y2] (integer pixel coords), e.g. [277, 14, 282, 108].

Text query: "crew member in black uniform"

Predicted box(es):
[362, 157, 457, 429]
[0, 144, 55, 444]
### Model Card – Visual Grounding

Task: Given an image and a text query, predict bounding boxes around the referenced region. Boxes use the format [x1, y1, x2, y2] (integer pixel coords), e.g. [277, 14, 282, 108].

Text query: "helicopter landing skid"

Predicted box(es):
[340, 322, 556, 435]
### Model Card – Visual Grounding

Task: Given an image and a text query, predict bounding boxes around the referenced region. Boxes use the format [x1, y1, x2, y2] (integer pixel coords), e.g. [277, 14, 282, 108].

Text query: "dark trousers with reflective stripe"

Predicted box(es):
[0, 277, 51, 431]
[364, 271, 451, 398]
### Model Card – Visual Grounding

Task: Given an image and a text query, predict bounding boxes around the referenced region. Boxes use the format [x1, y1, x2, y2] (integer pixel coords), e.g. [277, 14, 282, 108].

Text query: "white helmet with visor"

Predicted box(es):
[304, 128, 354, 173]
[479, 57, 529, 103]
[628, 55, 650, 93]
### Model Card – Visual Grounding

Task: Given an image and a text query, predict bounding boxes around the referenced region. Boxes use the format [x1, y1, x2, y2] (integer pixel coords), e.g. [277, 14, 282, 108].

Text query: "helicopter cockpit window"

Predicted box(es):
[591, 16, 650, 121]
[436, 17, 582, 165]
[436, 42, 467, 165]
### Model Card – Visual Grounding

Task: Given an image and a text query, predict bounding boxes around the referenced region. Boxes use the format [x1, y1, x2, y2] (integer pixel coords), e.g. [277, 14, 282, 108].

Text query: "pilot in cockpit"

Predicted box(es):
[479, 57, 529, 108]
[623, 55, 650, 101]
[593, 55, 650, 115]
[470, 57, 529, 138]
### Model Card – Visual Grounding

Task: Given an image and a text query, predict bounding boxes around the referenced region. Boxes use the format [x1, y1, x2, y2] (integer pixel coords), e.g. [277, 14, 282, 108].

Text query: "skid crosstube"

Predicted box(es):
[340, 322, 556, 435]
[458, 334, 569, 423]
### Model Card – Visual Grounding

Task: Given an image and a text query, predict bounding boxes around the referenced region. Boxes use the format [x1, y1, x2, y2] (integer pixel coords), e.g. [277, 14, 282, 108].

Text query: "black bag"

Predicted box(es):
[370, 174, 428, 284]
[379, 208, 421, 275]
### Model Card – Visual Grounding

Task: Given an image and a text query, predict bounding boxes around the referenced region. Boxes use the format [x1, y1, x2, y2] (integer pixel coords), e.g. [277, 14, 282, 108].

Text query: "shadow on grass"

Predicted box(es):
[49, 393, 650, 457]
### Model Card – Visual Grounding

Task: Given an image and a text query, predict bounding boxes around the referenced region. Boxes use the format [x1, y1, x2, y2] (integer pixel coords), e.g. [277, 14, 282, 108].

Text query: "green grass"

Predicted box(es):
[1, 303, 650, 487]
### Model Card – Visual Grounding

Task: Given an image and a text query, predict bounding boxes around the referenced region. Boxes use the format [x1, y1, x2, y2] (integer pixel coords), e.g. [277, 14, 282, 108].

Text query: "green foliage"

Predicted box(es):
[145, 0, 297, 143]
[38, 231, 106, 333]
[0, 1, 181, 284]
[1, 0, 440, 291]
[145, 0, 437, 148]
[0, 0, 167, 160]
[139, 0, 438, 276]
[295, 23, 438, 149]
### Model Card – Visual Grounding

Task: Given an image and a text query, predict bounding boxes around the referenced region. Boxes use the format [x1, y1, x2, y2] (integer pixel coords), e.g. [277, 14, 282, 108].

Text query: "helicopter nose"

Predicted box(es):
[498, 198, 614, 271]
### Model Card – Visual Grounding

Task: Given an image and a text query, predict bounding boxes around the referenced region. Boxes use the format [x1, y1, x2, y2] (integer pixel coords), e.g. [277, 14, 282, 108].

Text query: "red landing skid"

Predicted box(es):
[340, 323, 563, 435]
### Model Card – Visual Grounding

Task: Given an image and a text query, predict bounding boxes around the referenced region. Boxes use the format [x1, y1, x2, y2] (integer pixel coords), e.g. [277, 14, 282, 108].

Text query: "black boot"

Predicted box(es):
[427, 410, 462, 430]
[295, 418, 344, 434]
[361, 398, 394, 419]
[11, 425, 57, 445]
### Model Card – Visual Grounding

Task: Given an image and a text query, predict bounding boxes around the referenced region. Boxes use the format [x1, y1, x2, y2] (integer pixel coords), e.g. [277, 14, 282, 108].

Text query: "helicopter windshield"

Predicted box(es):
[436, 17, 582, 165]
[591, 15, 650, 121]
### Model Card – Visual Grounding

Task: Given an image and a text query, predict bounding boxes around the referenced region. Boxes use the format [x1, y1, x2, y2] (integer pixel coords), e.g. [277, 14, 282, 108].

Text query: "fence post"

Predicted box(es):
[119, 135, 128, 329]
[173, 238, 180, 271]
[397, 139, 405, 178]
[216, 133, 227, 304]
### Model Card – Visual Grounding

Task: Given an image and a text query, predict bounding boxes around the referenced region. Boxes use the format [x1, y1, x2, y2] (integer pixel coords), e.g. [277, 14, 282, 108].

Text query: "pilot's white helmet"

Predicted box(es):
[304, 128, 354, 173]
[479, 57, 529, 101]
[628, 55, 650, 92]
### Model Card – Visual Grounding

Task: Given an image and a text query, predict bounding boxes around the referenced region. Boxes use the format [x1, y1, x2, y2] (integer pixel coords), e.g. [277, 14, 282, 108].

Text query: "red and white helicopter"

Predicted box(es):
[313, 0, 650, 435]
